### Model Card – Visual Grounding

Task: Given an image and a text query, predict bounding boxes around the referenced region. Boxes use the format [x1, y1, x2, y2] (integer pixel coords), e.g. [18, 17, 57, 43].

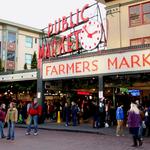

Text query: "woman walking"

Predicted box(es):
[127, 103, 142, 147]
[5, 102, 18, 140]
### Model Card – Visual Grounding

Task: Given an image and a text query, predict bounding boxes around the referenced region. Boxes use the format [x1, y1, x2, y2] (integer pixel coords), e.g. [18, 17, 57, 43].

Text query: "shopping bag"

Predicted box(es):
[26, 115, 31, 125]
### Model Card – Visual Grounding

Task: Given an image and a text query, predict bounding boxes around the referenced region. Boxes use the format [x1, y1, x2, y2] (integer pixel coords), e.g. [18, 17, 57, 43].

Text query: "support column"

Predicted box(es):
[37, 68, 43, 105]
[98, 75, 104, 99]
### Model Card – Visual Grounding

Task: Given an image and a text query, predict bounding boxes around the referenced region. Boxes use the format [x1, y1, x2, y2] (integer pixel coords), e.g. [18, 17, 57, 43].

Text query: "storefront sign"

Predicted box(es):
[38, 3, 105, 60]
[43, 49, 150, 79]
[39, 4, 89, 59]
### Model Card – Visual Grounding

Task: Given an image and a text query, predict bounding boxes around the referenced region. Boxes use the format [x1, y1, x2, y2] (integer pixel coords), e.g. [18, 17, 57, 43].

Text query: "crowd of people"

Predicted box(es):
[0, 96, 150, 147]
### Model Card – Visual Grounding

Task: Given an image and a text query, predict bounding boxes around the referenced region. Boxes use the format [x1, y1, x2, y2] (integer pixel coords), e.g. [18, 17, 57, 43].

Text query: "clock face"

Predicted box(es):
[79, 21, 102, 50]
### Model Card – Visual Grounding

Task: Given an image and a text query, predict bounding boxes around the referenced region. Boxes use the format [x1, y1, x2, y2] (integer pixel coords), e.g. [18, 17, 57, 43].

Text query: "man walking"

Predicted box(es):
[26, 98, 42, 136]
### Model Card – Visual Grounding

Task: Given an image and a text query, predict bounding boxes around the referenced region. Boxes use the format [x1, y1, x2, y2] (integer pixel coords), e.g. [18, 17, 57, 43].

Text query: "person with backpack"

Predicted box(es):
[26, 98, 42, 136]
[0, 103, 6, 139]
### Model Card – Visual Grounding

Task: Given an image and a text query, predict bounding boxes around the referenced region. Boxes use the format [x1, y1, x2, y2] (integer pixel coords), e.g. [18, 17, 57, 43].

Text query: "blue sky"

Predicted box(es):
[0, 0, 105, 29]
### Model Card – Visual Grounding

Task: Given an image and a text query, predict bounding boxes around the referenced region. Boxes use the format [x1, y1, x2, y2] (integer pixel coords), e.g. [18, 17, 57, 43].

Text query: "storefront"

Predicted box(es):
[36, 47, 150, 123]
[37, 3, 150, 122]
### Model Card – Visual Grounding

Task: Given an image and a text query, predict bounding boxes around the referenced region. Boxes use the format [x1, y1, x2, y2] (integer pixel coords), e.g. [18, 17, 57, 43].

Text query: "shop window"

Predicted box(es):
[25, 36, 33, 48]
[129, 2, 150, 27]
[143, 37, 150, 44]
[143, 2, 150, 24]
[130, 36, 150, 46]
[130, 38, 143, 46]
[129, 5, 141, 27]
[25, 54, 32, 65]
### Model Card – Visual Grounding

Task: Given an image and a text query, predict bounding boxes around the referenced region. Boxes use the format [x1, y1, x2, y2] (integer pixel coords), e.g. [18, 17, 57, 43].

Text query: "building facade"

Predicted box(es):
[98, 0, 150, 48]
[0, 19, 43, 71]
[0, 19, 43, 102]
[40, 0, 150, 111]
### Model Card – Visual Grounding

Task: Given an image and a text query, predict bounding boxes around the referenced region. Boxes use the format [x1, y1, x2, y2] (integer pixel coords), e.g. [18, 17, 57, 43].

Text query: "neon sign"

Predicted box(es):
[39, 4, 89, 59]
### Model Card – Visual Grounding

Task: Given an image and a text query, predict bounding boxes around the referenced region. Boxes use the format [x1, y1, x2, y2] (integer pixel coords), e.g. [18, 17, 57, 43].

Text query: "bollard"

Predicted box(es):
[57, 111, 61, 123]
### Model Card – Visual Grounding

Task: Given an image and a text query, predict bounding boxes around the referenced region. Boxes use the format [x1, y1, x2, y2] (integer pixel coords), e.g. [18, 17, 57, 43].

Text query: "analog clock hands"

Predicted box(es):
[83, 25, 98, 38]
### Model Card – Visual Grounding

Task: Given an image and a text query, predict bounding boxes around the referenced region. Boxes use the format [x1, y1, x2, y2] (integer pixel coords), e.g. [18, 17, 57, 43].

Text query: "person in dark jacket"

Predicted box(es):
[0, 103, 6, 138]
[64, 102, 70, 126]
[127, 103, 142, 147]
[71, 101, 77, 126]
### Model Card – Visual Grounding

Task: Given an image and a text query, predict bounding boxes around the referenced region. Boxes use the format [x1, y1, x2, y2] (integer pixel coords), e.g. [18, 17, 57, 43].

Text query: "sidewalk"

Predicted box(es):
[16, 121, 130, 136]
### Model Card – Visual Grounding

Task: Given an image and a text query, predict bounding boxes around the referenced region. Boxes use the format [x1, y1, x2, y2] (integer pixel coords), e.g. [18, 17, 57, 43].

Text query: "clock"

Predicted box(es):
[79, 21, 102, 50]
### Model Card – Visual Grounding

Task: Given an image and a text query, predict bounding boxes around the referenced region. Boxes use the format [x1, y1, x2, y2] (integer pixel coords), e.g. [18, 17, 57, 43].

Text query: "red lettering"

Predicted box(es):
[59, 64, 65, 75]
[92, 60, 98, 71]
[67, 33, 73, 52]
[51, 66, 58, 75]
[81, 4, 89, 22]
[66, 63, 74, 74]
[76, 9, 79, 26]
[70, 12, 75, 28]
[46, 43, 50, 58]
[54, 18, 60, 34]
[143, 54, 150, 66]
[108, 58, 117, 70]
[75, 62, 82, 73]
[119, 57, 130, 69]
[74, 29, 81, 50]
[62, 16, 68, 32]
[58, 36, 66, 55]
[83, 61, 90, 72]
[48, 23, 53, 37]
[131, 55, 140, 68]
[51, 39, 57, 57]
[38, 44, 45, 59]
[46, 66, 51, 76]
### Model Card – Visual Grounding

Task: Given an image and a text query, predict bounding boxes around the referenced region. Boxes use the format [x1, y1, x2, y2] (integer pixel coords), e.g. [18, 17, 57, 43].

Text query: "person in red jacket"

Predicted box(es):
[26, 98, 42, 136]
[0, 103, 6, 138]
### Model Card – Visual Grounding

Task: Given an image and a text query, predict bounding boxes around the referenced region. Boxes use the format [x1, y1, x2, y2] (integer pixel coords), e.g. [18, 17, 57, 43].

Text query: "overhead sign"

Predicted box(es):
[38, 3, 105, 60]
[43, 49, 150, 79]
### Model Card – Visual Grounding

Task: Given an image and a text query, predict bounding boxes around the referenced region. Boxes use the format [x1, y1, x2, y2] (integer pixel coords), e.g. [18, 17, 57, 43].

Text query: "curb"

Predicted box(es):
[16, 124, 108, 135]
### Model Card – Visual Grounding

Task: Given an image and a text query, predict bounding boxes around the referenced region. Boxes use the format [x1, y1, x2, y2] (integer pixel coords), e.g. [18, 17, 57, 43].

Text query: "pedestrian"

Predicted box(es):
[71, 101, 77, 126]
[92, 101, 99, 128]
[116, 104, 124, 136]
[0, 103, 6, 139]
[144, 106, 150, 137]
[127, 103, 142, 147]
[5, 102, 18, 140]
[64, 102, 70, 126]
[135, 100, 145, 141]
[26, 98, 42, 136]
[99, 98, 105, 127]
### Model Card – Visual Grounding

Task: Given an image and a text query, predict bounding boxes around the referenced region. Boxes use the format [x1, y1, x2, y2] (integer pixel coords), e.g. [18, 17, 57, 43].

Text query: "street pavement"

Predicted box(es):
[0, 128, 150, 150]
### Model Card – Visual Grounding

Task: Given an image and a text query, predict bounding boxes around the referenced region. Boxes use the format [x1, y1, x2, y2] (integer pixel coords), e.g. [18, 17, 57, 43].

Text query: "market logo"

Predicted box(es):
[79, 21, 102, 50]
[38, 3, 106, 62]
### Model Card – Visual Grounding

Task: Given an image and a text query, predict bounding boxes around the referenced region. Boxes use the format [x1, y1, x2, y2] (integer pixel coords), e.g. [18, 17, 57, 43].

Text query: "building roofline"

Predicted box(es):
[0, 18, 43, 33]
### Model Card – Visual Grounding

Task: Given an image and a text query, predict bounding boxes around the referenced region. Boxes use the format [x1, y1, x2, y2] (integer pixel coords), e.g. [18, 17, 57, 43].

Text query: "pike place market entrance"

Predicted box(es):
[38, 49, 150, 123]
